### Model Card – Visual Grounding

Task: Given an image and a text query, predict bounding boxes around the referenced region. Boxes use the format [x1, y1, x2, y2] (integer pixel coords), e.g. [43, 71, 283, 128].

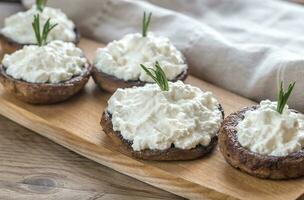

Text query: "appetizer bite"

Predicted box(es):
[219, 82, 304, 179]
[93, 12, 188, 93]
[0, 15, 91, 104]
[0, 0, 79, 57]
[101, 62, 223, 160]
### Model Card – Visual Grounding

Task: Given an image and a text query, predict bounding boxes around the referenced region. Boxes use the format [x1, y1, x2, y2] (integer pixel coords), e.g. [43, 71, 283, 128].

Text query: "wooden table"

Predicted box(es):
[0, 115, 183, 199]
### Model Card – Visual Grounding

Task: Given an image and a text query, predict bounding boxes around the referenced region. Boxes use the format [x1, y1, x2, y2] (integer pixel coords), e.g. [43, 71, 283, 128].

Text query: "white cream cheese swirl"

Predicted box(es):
[237, 100, 304, 156]
[2, 40, 87, 84]
[107, 81, 223, 151]
[1, 5, 76, 44]
[94, 33, 187, 82]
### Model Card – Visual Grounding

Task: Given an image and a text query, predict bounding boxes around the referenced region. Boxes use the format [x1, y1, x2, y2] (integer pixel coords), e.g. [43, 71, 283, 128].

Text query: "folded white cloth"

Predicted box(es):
[9, 0, 304, 111]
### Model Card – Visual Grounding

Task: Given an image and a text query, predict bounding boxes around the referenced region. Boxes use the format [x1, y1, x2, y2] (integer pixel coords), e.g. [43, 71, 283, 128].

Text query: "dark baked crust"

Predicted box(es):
[0, 63, 92, 104]
[0, 28, 80, 59]
[92, 66, 188, 93]
[100, 105, 224, 161]
[219, 106, 304, 179]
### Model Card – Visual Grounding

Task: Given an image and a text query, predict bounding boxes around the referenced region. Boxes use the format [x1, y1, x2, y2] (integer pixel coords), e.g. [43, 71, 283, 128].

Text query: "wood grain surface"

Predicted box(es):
[0, 115, 183, 200]
[0, 38, 303, 200]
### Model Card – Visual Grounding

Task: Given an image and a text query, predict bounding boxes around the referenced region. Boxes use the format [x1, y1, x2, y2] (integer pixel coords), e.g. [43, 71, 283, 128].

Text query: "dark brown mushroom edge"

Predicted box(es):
[92, 66, 188, 93]
[219, 105, 304, 179]
[0, 28, 80, 59]
[100, 105, 224, 161]
[0, 63, 92, 104]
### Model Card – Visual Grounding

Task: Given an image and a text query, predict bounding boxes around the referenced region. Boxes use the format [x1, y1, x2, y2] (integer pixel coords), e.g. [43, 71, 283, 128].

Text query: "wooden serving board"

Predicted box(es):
[0, 38, 303, 200]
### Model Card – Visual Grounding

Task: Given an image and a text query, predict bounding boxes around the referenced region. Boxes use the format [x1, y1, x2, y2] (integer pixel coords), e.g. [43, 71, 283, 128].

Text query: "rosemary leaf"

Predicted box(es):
[140, 61, 169, 91]
[156, 61, 169, 90]
[142, 12, 152, 37]
[276, 81, 296, 114]
[32, 14, 57, 46]
[36, 0, 47, 12]
[42, 18, 57, 43]
[32, 14, 42, 46]
[141, 66, 158, 83]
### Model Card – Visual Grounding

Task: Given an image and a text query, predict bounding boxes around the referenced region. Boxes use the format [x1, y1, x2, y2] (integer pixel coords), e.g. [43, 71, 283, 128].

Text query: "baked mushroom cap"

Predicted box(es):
[92, 66, 188, 93]
[0, 28, 80, 59]
[101, 105, 224, 161]
[0, 63, 92, 104]
[219, 106, 304, 179]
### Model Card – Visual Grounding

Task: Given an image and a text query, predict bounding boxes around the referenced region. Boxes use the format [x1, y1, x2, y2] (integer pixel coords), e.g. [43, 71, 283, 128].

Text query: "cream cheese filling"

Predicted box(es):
[2, 40, 87, 84]
[94, 33, 187, 82]
[237, 100, 304, 156]
[107, 81, 223, 151]
[1, 5, 76, 44]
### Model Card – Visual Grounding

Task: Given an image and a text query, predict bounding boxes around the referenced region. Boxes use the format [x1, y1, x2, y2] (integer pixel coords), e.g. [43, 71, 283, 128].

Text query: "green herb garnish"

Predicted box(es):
[36, 0, 47, 12]
[276, 81, 296, 114]
[140, 61, 169, 91]
[142, 12, 152, 37]
[32, 14, 57, 46]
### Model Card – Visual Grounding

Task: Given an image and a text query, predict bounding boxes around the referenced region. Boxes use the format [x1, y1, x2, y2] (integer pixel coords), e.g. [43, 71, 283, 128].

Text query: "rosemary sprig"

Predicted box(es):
[140, 61, 169, 91]
[36, 0, 47, 12]
[142, 12, 152, 37]
[32, 14, 57, 46]
[276, 81, 296, 114]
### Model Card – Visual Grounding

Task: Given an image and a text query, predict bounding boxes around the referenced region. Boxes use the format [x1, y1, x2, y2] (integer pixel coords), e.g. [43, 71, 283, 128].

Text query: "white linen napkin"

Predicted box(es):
[12, 0, 304, 111]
